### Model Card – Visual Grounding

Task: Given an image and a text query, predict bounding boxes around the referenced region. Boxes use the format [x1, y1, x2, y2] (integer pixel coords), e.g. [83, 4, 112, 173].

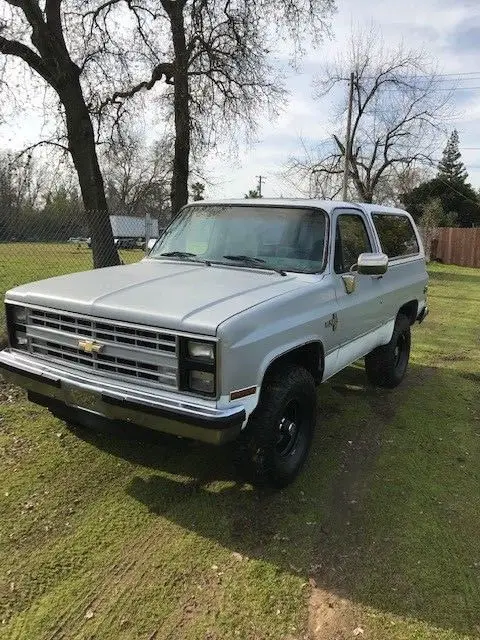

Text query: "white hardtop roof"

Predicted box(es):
[194, 198, 408, 215]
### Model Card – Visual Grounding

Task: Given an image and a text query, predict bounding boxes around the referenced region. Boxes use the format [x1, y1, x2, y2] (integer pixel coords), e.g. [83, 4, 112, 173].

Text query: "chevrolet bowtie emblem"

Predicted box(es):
[78, 340, 104, 354]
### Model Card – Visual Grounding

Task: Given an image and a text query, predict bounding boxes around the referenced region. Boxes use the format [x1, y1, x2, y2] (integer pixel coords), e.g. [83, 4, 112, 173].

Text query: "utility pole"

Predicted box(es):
[342, 72, 355, 201]
[256, 175, 266, 197]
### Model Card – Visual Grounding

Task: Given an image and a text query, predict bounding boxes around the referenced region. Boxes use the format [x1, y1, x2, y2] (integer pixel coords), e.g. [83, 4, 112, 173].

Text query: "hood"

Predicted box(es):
[6, 259, 307, 336]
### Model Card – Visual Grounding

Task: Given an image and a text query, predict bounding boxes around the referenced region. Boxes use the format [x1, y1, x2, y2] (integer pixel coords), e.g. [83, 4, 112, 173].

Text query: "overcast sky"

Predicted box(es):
[2, 0, 480, 201]
[203, 0, 480, 198]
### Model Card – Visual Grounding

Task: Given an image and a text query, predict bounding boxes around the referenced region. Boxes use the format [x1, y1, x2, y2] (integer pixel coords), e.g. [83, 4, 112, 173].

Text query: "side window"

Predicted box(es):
[372, 213, 419, 259]
[334, 214, 372, 274]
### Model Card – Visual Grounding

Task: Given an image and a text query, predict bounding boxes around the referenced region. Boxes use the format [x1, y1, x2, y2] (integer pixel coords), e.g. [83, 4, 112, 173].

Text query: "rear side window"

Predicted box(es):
[372, 213, 419, 259]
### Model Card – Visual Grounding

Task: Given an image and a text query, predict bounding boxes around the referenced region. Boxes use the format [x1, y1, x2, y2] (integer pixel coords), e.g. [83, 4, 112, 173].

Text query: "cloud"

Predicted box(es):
[445, 13, 480, 52]
[204, 0, 480, 197]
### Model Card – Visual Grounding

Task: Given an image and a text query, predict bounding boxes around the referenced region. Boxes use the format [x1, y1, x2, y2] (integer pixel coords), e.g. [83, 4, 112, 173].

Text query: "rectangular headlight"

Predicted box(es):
[179, 337, 216, 396]
[5, 304, 28, 350]
[189, 370, 215, 394]
[187, 340, 215, 361]
[12, 306, 27, 324]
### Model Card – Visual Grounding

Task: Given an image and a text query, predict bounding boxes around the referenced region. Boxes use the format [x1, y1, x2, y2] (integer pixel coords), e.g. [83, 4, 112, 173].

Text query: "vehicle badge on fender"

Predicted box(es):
[325, 313, 338, 332]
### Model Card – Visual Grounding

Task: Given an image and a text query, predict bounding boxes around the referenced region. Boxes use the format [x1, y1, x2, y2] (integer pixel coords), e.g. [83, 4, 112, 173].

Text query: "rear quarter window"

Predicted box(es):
[372, 213, 419, 259]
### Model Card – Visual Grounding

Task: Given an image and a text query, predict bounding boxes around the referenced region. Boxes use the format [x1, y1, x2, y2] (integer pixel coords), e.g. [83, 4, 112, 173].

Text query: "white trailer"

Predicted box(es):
[110, 215, 159, 239]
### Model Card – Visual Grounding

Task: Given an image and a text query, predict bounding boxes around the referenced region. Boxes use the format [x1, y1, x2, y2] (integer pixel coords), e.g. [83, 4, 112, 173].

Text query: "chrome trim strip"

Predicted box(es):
[0, 350, 243, 444]
[387, 255, 425, 266]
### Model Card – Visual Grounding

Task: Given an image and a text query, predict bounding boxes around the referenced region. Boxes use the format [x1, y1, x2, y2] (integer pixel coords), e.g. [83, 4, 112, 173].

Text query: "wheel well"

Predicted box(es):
[398, 300, 418, 325]
[263, 342, 324, 386]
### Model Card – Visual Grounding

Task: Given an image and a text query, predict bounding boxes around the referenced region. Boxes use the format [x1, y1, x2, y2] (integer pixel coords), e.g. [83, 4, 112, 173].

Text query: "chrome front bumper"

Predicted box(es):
[0, 350, 244, 444]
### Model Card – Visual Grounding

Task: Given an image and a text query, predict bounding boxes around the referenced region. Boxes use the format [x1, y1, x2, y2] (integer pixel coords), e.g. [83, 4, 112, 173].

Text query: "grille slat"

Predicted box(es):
[26, 308, 179, 390]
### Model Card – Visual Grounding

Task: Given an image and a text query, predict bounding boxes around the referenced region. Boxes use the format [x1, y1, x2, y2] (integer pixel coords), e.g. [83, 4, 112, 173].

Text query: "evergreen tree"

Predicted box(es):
[402, 177, 480, 227]
[244, 189, 262, 199]
[437, 130, 468, 183]
[190, 182, 205, 201]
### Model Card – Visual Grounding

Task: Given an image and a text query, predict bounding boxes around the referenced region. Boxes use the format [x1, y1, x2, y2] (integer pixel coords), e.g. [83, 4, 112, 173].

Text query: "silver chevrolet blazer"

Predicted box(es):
[0, 200, 428, 487]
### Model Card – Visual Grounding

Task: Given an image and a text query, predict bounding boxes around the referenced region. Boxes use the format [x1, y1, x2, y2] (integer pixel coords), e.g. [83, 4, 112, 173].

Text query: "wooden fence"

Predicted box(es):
[430, 227, 480, 268]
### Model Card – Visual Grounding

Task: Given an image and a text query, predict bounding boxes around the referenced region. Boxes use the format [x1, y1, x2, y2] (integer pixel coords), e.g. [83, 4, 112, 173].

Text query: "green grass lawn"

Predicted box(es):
[0, 262, 479, 639]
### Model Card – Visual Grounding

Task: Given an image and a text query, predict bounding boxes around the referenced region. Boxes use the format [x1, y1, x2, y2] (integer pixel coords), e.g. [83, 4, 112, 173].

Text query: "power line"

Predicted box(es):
[434, 175, 480, 208]
[424, 71, 480, 78]
[383, 85, 480, 92]
[362, 71, 480, 80]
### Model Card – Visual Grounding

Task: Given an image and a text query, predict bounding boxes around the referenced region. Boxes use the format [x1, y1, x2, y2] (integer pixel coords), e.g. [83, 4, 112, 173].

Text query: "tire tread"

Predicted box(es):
[365, 313, 411, 389]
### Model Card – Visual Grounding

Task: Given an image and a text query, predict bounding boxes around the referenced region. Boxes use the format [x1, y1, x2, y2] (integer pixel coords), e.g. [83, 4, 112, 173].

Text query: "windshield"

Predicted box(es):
[149, 204, 327, 274]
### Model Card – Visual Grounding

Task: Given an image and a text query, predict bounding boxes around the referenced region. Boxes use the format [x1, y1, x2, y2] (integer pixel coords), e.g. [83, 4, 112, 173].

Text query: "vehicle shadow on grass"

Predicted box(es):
[72, 362, 479, 638]
[428, 266, 480, 287]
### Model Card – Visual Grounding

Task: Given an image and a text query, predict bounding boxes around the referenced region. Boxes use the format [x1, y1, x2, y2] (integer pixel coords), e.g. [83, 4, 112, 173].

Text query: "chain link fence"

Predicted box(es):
[0, 208, 168, 338]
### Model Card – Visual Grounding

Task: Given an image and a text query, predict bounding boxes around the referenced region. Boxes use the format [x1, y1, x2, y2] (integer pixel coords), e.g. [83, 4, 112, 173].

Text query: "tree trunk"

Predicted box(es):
[59, 78, 120, 268]
[349, 166, 373, 203]
[169, 4, 190, 215]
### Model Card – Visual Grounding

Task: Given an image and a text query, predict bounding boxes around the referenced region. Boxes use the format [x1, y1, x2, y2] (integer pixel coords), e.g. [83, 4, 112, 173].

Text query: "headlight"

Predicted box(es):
[6, 305, 28, 350]
[13, 306, 27, 324]
[179, 337, 216, 396]
[187, 340, 215, 361]
[189, 370, 215, 394]
[15, 333, 28, 348]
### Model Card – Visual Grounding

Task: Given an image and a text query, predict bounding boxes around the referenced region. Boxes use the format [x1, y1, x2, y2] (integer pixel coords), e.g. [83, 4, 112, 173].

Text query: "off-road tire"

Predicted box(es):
[236, 365, 316, 488]
[365, 313, 411, 389]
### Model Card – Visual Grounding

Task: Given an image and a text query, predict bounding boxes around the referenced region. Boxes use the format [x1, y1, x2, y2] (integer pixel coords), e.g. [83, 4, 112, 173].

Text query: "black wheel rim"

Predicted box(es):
[275, 400, 306, 459]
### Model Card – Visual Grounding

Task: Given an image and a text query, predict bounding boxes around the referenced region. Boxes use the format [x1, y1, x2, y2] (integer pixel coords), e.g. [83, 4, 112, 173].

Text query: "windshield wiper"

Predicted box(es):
[160, 251, 198, 258]
[223, 255, 266, 264]
[222, 254, 287, 276]
[157, 251, 213, 267]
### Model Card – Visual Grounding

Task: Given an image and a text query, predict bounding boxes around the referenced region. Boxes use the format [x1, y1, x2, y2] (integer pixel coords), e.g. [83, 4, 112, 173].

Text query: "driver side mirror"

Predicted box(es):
[356, 252, 389, 276]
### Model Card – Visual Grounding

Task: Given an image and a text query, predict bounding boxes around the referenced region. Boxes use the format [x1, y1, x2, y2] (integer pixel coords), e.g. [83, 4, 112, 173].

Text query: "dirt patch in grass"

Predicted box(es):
[0, 377, 23, 405]
[308, 365, 437, 639]
[307, 403, 385, 636]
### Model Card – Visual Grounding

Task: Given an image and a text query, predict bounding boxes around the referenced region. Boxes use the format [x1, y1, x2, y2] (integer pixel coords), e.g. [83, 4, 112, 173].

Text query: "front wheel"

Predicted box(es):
[236, 365, 316, 488]
[365, 313, 411, 388]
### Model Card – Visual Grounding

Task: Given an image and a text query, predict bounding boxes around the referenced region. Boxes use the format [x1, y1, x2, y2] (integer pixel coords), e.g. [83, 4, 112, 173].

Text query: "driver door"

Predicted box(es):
[331, 208, 384, 367]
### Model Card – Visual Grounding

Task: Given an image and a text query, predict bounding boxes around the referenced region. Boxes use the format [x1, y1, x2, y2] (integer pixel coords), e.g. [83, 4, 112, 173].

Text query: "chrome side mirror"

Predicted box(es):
[357, 252, 389, 276]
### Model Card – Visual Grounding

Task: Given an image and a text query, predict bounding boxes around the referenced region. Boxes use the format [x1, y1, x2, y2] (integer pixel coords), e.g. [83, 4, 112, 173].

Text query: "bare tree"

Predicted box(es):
[94, 0, 335, 214]
[373, 165, 432, 207]
[1, 0, 334, 255]
[287, 27, 451, 204]
[103, 131, 171, 219]
[0, 1, 122, 267]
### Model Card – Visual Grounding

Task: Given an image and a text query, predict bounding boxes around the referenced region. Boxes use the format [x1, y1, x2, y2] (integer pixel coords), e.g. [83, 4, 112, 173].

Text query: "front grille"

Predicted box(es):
[25, 308, 178, 389]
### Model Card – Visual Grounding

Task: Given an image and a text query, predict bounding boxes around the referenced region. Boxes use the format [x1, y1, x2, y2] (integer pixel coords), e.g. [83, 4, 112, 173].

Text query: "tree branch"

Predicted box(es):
[332, 134, 345, 155]
[82, 0, 123, 22]
[0, 35, 53, 84]
[98, 61, 175, 111]
[45, 0, 64, 40]
[13, 139, 70, 162]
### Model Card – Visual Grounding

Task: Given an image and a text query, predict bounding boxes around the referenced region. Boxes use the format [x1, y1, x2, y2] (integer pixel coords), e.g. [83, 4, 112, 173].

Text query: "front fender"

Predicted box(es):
[216, 280, 338, 418]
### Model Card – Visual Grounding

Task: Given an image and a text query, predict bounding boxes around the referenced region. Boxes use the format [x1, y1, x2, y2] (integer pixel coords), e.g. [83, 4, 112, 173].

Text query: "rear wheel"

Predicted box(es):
[365, 313, 411, 388]
[236, 365, 316, 488]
